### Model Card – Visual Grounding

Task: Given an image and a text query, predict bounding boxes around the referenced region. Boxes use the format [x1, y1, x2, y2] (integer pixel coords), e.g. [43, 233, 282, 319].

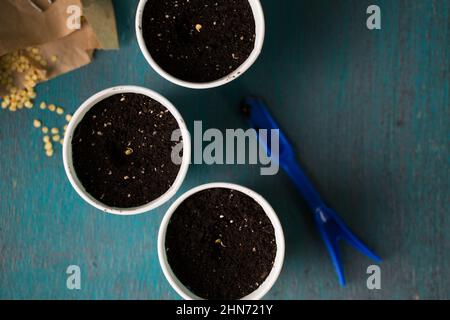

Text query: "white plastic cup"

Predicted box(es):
[63, 85, 191, 215]
[158, 182, 285, 300]
[136, 0, 265, 89]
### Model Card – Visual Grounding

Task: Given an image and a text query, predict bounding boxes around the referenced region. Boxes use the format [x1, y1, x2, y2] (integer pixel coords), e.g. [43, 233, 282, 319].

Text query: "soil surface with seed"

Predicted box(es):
[142, 0, 256, 83]
[165, 188, 277, 300]
[72, 93, 182, 208]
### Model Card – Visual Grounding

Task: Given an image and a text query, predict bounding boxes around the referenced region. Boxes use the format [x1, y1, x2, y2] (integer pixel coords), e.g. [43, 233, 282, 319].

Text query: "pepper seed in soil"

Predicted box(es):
[165, 188, 277, 300]
[72, 93, 182, 208]
[142, 0, 256, 83]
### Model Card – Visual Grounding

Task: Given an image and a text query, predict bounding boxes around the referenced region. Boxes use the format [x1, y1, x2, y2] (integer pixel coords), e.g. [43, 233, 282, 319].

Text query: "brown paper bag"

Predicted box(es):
[33, 19, 100, 80]
[0, 0, 117, 96]
[82, 0, 119, 50]
[0, 0, 83, 57]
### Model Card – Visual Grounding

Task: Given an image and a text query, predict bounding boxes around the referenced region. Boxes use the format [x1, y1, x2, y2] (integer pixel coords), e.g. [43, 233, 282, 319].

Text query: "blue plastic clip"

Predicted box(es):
[241, 97, 381, 286]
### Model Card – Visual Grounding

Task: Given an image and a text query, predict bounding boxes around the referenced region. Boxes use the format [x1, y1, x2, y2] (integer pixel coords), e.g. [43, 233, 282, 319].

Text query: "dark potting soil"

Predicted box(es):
[142, 0, 256, 83]
[165, 188, 277, 300]
[72, 93, 182, 208]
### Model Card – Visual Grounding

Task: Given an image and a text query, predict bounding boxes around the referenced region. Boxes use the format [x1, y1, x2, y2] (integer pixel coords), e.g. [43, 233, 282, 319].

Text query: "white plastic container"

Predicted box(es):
[136, 0, 265, 89]
[158, 182, 285, 300]
[63, 85, 191, 215]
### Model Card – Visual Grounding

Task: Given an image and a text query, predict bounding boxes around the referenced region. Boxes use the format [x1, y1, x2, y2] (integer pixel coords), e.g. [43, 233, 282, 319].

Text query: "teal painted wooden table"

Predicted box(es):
[1, 0, 449, 299]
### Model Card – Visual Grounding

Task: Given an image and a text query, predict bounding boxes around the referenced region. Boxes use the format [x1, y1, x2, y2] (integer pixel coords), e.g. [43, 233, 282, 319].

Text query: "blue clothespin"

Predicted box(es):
[241, 96, 381, 286]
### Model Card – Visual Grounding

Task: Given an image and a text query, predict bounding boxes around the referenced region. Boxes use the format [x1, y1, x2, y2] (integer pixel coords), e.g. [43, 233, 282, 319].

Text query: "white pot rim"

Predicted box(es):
[62, 85, 191, 215]
[158, 182, 285, 300]
[135, 0, 265, 89]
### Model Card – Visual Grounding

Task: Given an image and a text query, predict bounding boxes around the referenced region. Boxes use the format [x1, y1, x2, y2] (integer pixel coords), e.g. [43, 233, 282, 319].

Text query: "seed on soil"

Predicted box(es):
[215, 239, 226, 248]
[124, 147, 133, 156]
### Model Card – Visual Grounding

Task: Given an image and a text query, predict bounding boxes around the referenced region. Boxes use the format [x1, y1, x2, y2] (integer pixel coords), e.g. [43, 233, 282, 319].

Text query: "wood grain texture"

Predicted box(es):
[0, 0, 448, 299]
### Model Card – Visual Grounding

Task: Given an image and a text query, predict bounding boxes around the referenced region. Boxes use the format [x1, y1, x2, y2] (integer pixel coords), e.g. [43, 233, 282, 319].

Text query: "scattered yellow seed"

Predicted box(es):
[60, 139, 64, 146]
[52, 135, 61, 142]
[0, 49, 55, 158]
[195, 24, 202, 32]
[65, 114, 72, 122]
[56, 107, 64, 115]
[33, 119, 42, 128]
[63, 124, 68, 131]
[124, 147, 133, 156]
[51, 55, 58, 62]
[48, 104, 56, 112]
[51, 127, 59, 134]
[44, 142, 52, 151]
